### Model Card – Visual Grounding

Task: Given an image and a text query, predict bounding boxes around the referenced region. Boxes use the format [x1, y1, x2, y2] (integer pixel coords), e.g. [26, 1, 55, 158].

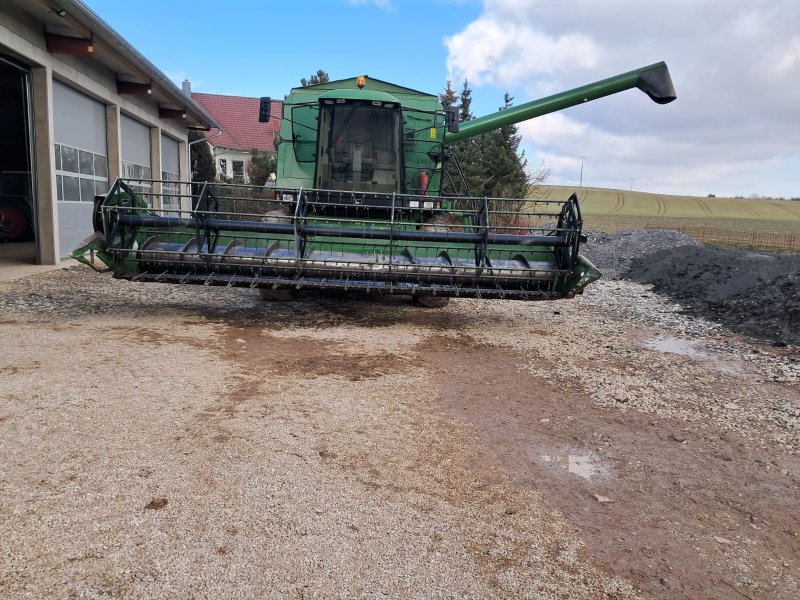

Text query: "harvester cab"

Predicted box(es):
[73, 63, 676, 305]
[269, 76, 453, 200]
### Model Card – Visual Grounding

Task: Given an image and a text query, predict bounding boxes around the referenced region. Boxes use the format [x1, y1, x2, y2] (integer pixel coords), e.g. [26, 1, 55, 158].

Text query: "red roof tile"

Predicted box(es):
[191, 93, 283, 153]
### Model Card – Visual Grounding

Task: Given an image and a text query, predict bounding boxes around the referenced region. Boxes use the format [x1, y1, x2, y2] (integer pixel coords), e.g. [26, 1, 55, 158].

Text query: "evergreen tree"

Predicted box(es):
[440, 78, 483, 197]
[439, 80, 457, 106]
[301, 69, 330, 87]
[441, 85, 547, 207]
[246, 148, 276, 186]
[486, 92, 530, 200]
[189, 129, 216, 182]
[458, 79, 473, 121]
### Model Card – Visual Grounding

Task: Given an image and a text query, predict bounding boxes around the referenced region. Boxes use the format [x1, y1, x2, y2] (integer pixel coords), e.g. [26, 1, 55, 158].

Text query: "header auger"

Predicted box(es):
[73, 63, 675, 306]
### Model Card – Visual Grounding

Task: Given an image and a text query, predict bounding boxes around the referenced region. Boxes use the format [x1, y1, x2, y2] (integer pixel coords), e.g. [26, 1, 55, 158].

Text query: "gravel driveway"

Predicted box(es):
[1, 266, 798, 599]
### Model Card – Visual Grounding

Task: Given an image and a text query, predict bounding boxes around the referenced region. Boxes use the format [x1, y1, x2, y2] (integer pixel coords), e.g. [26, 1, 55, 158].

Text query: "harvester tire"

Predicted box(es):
[415, 216, 460, 308]
[259, 287, 296, 301]
[263, 209, 292, 223]
[421, 215, 464, 232]
[413, 295, 450, 308]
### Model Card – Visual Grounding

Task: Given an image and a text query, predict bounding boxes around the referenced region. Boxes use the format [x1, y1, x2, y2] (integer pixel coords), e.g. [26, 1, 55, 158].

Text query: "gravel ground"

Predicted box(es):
[1, 235, 798, 598]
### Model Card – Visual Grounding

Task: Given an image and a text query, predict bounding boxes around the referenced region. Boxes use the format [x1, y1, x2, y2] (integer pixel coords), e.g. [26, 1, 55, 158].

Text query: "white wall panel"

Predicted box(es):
[53, 80, 106, 154]
[161, 134, 180, 175]
[121, 114, 151, 166]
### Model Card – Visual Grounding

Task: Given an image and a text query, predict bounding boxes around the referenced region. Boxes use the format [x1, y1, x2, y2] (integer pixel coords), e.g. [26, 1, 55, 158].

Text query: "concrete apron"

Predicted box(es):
[0, 244, 77, 282]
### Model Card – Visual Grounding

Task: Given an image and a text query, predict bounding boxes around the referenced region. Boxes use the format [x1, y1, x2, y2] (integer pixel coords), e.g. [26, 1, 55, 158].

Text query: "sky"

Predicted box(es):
[86, 0, 800, 198]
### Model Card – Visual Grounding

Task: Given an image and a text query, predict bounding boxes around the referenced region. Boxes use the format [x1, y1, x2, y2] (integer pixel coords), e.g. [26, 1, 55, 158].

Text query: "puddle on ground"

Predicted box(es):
[540, 453, 606, 480]
[646, 336, 705, 358]
[644, 336, 745, 376]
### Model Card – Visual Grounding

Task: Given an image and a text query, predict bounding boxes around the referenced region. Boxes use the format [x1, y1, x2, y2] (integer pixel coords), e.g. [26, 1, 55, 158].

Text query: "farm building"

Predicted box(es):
[186, 83, 282, 184]
[0, 0, 218, 265]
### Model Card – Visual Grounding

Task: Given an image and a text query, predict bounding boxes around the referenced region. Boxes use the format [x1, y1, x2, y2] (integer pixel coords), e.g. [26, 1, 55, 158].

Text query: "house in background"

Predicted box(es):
[185, 81, 283, 184]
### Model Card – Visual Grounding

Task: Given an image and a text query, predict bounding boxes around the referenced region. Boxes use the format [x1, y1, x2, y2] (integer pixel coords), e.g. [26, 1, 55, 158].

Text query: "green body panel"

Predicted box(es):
[318, 89, 400, 103]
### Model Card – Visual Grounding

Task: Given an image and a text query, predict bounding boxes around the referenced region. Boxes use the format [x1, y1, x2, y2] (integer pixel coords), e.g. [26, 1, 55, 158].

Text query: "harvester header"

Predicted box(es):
[73, 63, 676, 306]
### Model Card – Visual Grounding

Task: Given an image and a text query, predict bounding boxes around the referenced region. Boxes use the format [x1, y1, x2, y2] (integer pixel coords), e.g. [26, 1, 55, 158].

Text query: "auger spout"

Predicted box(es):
[443, 62, 676, 144]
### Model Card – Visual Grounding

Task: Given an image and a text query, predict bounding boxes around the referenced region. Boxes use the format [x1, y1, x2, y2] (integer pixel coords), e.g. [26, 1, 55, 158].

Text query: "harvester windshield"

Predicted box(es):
[316, 101, 401, 193]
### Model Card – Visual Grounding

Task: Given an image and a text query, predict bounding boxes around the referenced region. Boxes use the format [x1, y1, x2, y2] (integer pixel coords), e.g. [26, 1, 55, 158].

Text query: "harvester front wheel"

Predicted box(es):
[263, 208, 291, 223]
[259, 287, 296, 301]
[413, 295, 450, 308]
[421, 215, 464, 232]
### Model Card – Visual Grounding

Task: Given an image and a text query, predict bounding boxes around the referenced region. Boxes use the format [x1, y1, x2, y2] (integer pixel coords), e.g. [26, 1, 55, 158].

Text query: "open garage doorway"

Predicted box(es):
[0, 57, 36, 265]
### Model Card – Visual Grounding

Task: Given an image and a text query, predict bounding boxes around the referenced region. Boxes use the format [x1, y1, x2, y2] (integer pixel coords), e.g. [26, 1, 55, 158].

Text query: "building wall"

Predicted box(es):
[0, 5, 191, 263]
[212, 147, 252, 184]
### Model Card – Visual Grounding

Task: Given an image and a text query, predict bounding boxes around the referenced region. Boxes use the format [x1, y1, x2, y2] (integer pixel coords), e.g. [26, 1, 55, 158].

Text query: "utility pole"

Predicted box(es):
[629, 178, 635, 191]
[579, 156, 587, 188]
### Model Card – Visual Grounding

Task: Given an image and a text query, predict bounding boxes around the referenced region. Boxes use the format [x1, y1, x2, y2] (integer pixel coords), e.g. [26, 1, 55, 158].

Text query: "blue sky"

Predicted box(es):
[86, 0, 799, 198]
[86, 0, 489, 108]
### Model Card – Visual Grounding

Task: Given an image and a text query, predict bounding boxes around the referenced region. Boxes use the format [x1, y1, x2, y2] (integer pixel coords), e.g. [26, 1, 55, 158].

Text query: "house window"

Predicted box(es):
[219, 159, 227, 177]
[232, 160, 245, 184]
[54, 143, 109, 202]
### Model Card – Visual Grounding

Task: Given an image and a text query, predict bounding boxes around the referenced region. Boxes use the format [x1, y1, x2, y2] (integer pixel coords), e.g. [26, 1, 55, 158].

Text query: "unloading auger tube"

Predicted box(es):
[71, 62, 676, 303]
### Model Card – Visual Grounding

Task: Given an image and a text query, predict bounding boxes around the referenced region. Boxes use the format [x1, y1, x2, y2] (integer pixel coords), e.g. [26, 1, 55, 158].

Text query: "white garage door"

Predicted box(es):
[53, 80, 107, 258]
[121, 114, 151, 200]
[161, 134, 180, 211]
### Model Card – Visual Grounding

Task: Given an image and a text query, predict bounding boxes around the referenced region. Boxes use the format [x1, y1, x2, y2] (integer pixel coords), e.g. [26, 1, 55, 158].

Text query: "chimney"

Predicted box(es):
[182, 79, 192, 96]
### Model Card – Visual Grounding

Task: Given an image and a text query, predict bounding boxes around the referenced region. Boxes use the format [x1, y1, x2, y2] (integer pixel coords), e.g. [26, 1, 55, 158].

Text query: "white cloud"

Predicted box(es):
[732, 10, 768, 38]
[444, 0, 800, 197]
[770, 36, 800, 74]
[445, 20, 598, 88]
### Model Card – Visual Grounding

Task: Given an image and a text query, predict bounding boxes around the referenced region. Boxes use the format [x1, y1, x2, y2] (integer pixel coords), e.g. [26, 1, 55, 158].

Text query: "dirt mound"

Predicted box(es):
[718, 271, 800, 345]
[581, 228, 698, 276]
[628, 245, 800, 345]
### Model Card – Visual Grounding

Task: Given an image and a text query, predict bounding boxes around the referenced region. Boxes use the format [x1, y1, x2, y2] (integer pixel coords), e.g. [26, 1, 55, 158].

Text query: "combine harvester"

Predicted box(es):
[73, 63, 675, 306]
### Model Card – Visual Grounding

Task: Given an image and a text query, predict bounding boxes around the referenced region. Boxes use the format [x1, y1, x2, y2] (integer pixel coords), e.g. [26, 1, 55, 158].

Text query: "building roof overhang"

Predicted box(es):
[10, 0, 220, 130]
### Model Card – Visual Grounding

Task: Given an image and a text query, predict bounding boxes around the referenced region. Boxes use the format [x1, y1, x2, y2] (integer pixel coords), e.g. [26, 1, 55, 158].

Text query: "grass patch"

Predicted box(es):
[531, 186, 800, 253]
[537, 185, 800, 222]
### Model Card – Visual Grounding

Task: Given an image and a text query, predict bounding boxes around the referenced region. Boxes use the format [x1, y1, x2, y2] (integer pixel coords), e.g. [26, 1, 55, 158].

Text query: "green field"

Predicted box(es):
[534, 185, 800, 252]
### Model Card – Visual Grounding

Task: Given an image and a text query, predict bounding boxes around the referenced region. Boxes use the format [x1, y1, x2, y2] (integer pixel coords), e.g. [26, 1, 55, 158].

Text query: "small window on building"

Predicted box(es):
[54, 143, 109, 202]
[161, 170, 180, 213]
[219, 159, 227, 177]
[121, 160, 153, 199]
[232, 160, 245, 184]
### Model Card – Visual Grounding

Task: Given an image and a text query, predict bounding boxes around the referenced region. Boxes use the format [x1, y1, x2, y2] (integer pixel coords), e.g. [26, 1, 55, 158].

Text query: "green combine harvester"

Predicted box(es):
[73, 62, 675, 306]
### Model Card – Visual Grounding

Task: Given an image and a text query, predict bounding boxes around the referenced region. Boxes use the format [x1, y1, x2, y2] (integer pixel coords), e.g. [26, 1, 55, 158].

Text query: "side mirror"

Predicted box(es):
[258, 97, 272, 122]
[444, 105, 459, 133]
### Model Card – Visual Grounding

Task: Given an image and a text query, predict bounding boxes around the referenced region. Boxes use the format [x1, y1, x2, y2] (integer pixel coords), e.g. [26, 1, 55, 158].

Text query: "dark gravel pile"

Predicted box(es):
[581, 228, 699, 276]
[580, 228, 799, 346]
[628, 245, 800, 346]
